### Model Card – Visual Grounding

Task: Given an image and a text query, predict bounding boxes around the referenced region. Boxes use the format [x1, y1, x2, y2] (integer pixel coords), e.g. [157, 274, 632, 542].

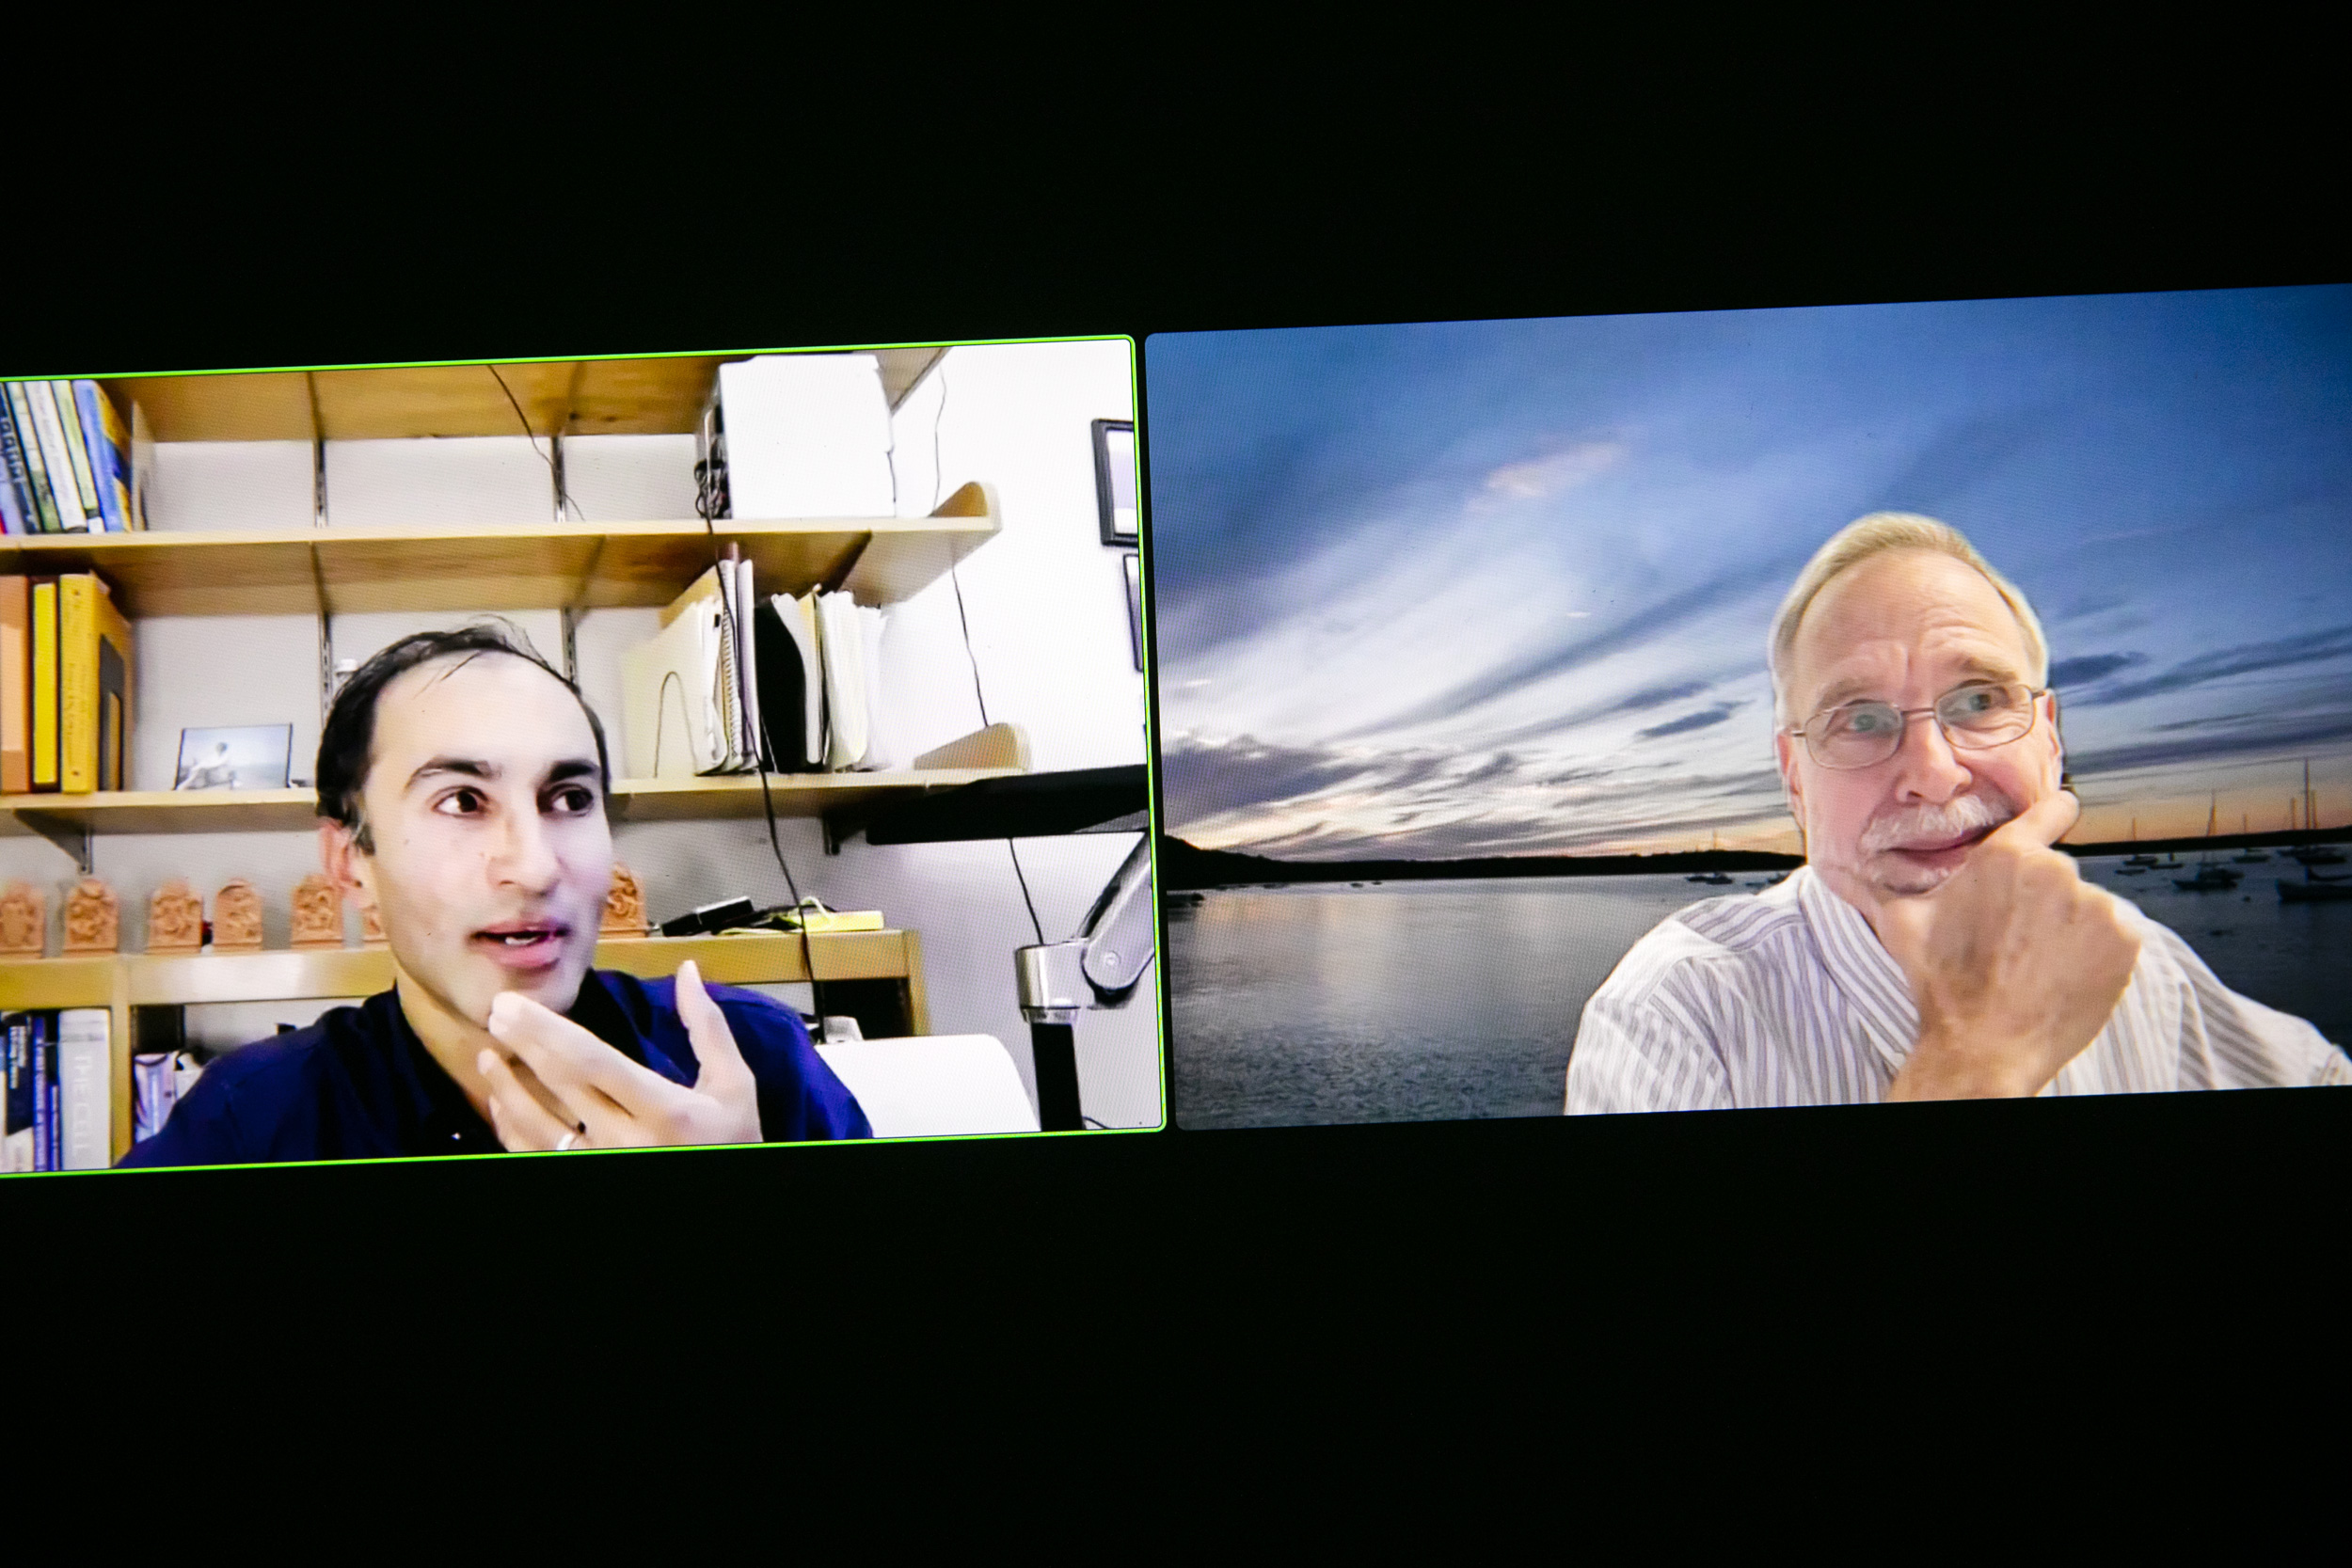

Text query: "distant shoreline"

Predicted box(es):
[1156, 829, 2350, 891]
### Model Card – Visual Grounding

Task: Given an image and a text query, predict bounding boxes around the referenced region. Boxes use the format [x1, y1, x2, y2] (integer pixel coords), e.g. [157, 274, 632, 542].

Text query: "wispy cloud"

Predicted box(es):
[1475, 441, 1625, 504]
[2088, 625, 2352, 706]
[2069, 710, 2352, 775]
[2047, 651, 2148, 689]
[1345, 570, 1787, 739]
[1637, 702, 1748, 740]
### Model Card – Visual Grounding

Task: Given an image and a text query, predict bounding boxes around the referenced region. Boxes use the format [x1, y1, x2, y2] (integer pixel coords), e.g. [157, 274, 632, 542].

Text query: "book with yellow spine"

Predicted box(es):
[29, 578, 57, 790]
[58, 573, 133, 793]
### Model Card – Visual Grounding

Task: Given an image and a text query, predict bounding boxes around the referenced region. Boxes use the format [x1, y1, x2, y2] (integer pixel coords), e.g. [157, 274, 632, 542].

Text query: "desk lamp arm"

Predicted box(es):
[1013, 835, 1155, 1132]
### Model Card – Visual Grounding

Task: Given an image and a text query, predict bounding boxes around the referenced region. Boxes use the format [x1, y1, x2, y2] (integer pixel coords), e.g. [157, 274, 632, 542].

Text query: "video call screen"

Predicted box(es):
[1148, 285, 2351, 1129]
[8, 285, 2348, 1181]
[0, 340, 1157, 1175]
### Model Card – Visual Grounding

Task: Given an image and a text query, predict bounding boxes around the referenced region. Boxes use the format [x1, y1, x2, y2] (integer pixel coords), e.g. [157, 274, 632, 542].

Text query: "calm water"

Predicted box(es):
[1167, 856, 2352, 1131]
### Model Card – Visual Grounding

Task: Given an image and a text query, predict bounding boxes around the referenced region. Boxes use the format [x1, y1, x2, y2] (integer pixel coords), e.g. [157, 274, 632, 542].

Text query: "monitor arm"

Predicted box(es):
[1013, 835, 1155, 1130]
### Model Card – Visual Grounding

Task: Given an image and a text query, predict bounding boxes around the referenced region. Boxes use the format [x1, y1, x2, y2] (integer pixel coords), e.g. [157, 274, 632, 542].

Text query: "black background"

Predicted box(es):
[11, 80, 2348, 1410]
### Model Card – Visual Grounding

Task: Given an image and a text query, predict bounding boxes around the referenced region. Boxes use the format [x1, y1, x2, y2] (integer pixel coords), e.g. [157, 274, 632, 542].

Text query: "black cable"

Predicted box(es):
[485, 365, 584, 521]
[930, 364, 1048, 949]
[694, 418, 824, 1020]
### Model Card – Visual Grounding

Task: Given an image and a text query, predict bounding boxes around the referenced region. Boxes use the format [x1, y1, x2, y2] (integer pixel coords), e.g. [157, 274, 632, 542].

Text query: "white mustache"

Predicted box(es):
[1861, 792, 2014, 854]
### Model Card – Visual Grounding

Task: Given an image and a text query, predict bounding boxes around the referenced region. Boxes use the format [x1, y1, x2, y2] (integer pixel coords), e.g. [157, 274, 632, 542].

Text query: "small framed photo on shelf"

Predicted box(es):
[174, 724, 294, 791]
[1092, 419, 1137, 546]
[1123, 552, 1144, 671]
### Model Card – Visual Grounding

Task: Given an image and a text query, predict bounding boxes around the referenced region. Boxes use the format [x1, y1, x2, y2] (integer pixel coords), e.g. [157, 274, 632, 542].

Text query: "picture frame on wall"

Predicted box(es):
[1093, 419, 1137, 546]
[1123, 552, 1143, 671]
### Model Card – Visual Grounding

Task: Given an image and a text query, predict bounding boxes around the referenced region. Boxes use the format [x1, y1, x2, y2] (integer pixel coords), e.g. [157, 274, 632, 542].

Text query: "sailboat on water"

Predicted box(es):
[2175, 792, 2243, 891]
[2232, 812, 2269, 863]
[1687, 829, 1733, 885]
[2282, 759, 2346, 866]
[2121, 816, 2155, 874]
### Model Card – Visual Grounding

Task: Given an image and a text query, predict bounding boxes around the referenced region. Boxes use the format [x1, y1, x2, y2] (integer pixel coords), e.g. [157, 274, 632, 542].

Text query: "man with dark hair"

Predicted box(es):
[121, 624, 869, 1168]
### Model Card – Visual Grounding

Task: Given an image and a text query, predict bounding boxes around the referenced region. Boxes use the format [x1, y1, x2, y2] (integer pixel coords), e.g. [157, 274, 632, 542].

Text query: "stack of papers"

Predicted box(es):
[622, 558, 897, 777]
[717, 354, 896, 519]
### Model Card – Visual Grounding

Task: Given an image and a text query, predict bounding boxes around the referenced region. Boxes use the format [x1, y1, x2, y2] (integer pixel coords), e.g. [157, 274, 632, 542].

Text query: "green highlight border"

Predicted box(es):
[0, 330, 1169, 1179]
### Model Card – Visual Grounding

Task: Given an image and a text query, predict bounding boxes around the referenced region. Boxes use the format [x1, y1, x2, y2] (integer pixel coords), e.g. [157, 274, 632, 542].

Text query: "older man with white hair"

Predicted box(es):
[1565, 513, 2349, 1113]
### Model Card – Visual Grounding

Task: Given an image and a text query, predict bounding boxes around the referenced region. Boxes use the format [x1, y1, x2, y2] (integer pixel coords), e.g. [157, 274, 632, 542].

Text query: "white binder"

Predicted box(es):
[622, 605, 728, 777]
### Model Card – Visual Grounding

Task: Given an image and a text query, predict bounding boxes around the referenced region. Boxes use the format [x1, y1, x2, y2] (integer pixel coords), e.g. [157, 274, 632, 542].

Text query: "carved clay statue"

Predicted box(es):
[63, 878, 119, 956]
[212, 878, 264, 952]
[147, 879, 205, 954]
[360, 902, 387, 947]
[0, 880, 44, 957]
[291, 873, 344, 949]
[601, 863, 649, 938]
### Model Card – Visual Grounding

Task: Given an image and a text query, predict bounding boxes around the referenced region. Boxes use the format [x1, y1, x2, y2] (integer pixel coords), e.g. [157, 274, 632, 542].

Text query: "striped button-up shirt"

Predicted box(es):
[1565, 866, 2351, 1112]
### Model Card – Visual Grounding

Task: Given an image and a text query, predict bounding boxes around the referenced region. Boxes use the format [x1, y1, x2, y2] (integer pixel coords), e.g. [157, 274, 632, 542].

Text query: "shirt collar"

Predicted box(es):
[1792, 865, 1920, 1071]
[373, 971, 662, 1155]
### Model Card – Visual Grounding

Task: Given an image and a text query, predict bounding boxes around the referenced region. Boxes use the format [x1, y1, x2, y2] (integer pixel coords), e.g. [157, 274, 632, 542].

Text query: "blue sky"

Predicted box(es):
[1146, 286, 2352, 859]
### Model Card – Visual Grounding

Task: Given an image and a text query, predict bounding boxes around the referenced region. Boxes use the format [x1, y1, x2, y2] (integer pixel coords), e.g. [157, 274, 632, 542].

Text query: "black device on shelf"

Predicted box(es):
[659, 897, 758, 939]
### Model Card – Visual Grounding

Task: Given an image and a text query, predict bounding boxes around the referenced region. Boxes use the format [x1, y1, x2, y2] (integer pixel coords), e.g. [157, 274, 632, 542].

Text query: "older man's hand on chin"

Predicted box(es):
[1876, 789, 2143, 1101]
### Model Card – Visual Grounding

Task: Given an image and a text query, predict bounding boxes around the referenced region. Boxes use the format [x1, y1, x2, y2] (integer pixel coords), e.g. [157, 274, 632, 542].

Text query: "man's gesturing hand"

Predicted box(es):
[476, 959, 764, 1151]
[1878, 790, 2141, 1101]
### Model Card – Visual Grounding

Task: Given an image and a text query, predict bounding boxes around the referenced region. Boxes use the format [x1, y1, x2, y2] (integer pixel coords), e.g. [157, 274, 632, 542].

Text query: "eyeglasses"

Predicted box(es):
[1789, 680, 2045, 771]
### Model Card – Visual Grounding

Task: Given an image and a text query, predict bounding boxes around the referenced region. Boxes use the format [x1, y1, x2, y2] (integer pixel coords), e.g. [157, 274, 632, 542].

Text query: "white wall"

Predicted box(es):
[0, 341, 1164, 1129]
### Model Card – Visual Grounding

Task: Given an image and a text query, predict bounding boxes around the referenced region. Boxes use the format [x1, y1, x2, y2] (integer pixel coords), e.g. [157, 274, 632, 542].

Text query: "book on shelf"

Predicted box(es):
[2, 1010, 116, 1173]
[0, 399, 27, 535]
[57, 571, 133, 792]
[4, 384, 62, 532]
[2, 1012, 58, 1172]
[29, 576, 58, 790]
[49, 380, 99, 522]
[7, 570, 134, 794]
[0, 576, 25, 792]
[72, 382, 133, 532]
[56, 1008, 108, 1170]
[128, 398, 154, 530]
[3, 1012, 34, 1173]
[18, 382, 88, 531]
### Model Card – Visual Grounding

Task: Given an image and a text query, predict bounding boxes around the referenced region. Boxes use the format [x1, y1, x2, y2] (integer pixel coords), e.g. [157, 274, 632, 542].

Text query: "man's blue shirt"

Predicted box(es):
[118, 969, 870, 1168]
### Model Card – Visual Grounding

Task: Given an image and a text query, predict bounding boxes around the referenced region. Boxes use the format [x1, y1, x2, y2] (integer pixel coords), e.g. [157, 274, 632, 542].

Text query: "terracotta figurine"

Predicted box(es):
[601, 863, 650, 938]
[0, 881, 44, 958]
[212, 878, 264, 952]
[291, 873, 344, 949]
[63, 878, 119, 956]
[147, 879, 205, 954]
[360, 902, 387, 948]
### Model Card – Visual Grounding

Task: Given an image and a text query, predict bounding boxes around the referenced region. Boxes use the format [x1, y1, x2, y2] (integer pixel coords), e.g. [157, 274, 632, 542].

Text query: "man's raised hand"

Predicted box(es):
[477, 959, 764, 1150]
[1877, 790, 2142, 1101]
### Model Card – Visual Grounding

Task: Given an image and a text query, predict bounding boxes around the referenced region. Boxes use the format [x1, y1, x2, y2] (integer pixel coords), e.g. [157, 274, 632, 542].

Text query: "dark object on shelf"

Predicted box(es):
[659, 896, 757, 938]
[856, 765, 1147, 847]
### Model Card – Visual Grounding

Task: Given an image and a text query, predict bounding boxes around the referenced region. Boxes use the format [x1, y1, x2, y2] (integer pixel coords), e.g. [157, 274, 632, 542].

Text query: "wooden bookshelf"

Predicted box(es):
[0, 724, 1030, 844]
[0, 483, 996, 618]
[0, 769, 1021, 838]
[0, 789, 321, 836]
[95, 349, 946, 443]
[1, 349, 1010, 1167]
[0, 929, 930, 1164]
